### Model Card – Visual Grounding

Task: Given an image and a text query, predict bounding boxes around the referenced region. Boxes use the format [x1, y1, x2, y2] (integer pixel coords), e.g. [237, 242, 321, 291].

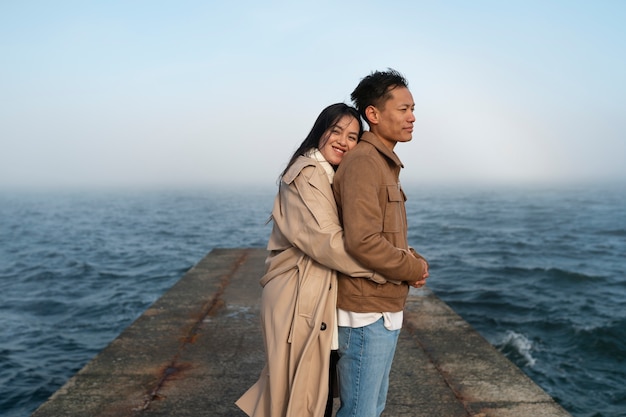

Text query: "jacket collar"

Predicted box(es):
[360, 131, 404, 168]
[282, 156, 315, 184]
[282, 156, 332, 192]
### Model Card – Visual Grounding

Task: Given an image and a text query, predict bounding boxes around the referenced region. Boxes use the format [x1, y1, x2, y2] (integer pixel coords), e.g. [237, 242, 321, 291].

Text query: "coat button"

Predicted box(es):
[320, 322, 327, 331]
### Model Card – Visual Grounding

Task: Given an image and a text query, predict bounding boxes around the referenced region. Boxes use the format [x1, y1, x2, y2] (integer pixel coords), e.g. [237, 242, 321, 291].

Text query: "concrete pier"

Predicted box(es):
[31, 248, 571, 416]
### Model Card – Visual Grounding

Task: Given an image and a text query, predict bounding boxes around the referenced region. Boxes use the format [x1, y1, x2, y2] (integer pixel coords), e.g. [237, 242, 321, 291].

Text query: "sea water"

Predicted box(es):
[1, 184, 625, 417]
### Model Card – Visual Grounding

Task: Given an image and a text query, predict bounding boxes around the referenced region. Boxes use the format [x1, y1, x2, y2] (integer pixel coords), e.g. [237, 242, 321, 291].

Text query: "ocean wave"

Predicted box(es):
[542, 267, 602, 283]
[493, 330, 537, 367]
[574, 318, 626, 358]
[596, 228, 626, 237]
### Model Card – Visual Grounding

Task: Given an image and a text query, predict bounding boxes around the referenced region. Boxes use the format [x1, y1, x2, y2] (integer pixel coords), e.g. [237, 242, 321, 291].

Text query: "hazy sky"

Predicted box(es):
[1, 1, 625, 189]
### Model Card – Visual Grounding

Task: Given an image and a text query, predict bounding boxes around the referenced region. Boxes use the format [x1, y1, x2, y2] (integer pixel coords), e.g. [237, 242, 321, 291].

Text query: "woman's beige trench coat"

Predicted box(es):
[236, 156, 379, 417]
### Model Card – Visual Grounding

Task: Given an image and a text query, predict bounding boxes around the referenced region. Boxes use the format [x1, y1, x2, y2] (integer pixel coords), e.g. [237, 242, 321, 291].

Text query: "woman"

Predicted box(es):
[236, 103, 385, 417]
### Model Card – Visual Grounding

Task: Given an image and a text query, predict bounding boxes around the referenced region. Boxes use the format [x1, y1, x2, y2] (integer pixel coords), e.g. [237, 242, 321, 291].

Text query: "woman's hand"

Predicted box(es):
[410, 279, 427, 288]
[410, 258, 429, 288]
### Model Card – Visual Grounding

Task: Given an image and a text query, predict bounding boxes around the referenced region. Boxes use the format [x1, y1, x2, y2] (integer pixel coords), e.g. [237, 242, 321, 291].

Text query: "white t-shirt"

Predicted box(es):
[337, 308, 403, 331]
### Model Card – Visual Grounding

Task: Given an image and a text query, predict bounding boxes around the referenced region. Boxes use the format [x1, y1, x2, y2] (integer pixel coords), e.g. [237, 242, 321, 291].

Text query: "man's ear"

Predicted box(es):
[364, 105, 378, 125]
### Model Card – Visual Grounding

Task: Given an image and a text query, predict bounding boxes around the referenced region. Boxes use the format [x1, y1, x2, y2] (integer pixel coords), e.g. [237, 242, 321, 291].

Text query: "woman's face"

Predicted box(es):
[319, 115, 360, 166]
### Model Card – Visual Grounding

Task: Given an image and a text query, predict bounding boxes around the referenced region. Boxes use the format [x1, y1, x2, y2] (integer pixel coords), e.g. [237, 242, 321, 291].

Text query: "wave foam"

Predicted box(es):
[495, 330, 537, 367]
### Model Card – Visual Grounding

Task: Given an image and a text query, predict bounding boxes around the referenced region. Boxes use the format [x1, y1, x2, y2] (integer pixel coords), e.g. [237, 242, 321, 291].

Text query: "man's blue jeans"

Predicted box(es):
[336, 318, 400, 417]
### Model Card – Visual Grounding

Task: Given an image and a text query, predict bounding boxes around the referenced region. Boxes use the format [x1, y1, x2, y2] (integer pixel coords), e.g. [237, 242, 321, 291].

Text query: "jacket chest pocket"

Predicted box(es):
[382, 185, 405, 233]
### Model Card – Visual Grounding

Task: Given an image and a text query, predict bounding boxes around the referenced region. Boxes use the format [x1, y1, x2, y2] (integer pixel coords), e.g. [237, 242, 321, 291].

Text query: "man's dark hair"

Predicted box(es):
[350, 68, 409, 126]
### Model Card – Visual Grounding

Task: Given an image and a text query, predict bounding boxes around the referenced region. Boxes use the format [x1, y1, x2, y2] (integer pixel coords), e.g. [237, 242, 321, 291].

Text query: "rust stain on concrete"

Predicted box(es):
[135, 249, 251, 413]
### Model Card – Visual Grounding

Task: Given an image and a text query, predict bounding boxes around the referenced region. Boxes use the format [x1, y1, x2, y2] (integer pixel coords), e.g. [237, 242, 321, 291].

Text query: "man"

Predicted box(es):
[332, 69, 429, 417]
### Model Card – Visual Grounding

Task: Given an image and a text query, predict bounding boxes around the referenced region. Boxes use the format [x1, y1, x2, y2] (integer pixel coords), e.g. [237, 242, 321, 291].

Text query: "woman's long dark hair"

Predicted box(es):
[279, 103, 363, 181]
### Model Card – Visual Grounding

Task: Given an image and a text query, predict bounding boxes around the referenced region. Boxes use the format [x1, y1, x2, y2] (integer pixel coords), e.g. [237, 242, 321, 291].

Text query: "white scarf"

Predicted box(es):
[305, 148, 335, 183]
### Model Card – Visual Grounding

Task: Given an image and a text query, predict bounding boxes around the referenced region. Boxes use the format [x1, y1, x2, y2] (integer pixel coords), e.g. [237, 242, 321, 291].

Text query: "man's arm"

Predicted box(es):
[336, 154, 427, 283]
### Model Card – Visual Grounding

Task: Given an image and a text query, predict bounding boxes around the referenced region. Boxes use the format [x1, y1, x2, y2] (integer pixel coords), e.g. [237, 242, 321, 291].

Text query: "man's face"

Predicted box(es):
[370, 86, 415, 149]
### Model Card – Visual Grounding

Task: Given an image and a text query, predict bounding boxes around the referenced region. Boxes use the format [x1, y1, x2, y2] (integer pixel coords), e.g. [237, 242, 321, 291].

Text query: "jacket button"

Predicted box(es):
[320, 322, 327, 331]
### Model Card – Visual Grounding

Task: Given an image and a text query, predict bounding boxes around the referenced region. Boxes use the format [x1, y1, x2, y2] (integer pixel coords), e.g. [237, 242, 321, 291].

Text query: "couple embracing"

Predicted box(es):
[236, 69, 429, 417]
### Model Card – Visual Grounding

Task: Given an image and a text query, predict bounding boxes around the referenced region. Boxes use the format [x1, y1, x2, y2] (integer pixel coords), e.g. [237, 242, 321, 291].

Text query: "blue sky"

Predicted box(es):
[1, 1, 625, 189]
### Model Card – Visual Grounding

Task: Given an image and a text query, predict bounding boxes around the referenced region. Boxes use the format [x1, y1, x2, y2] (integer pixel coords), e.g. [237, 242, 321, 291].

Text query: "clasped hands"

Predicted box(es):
[409, 255, 429, 289]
